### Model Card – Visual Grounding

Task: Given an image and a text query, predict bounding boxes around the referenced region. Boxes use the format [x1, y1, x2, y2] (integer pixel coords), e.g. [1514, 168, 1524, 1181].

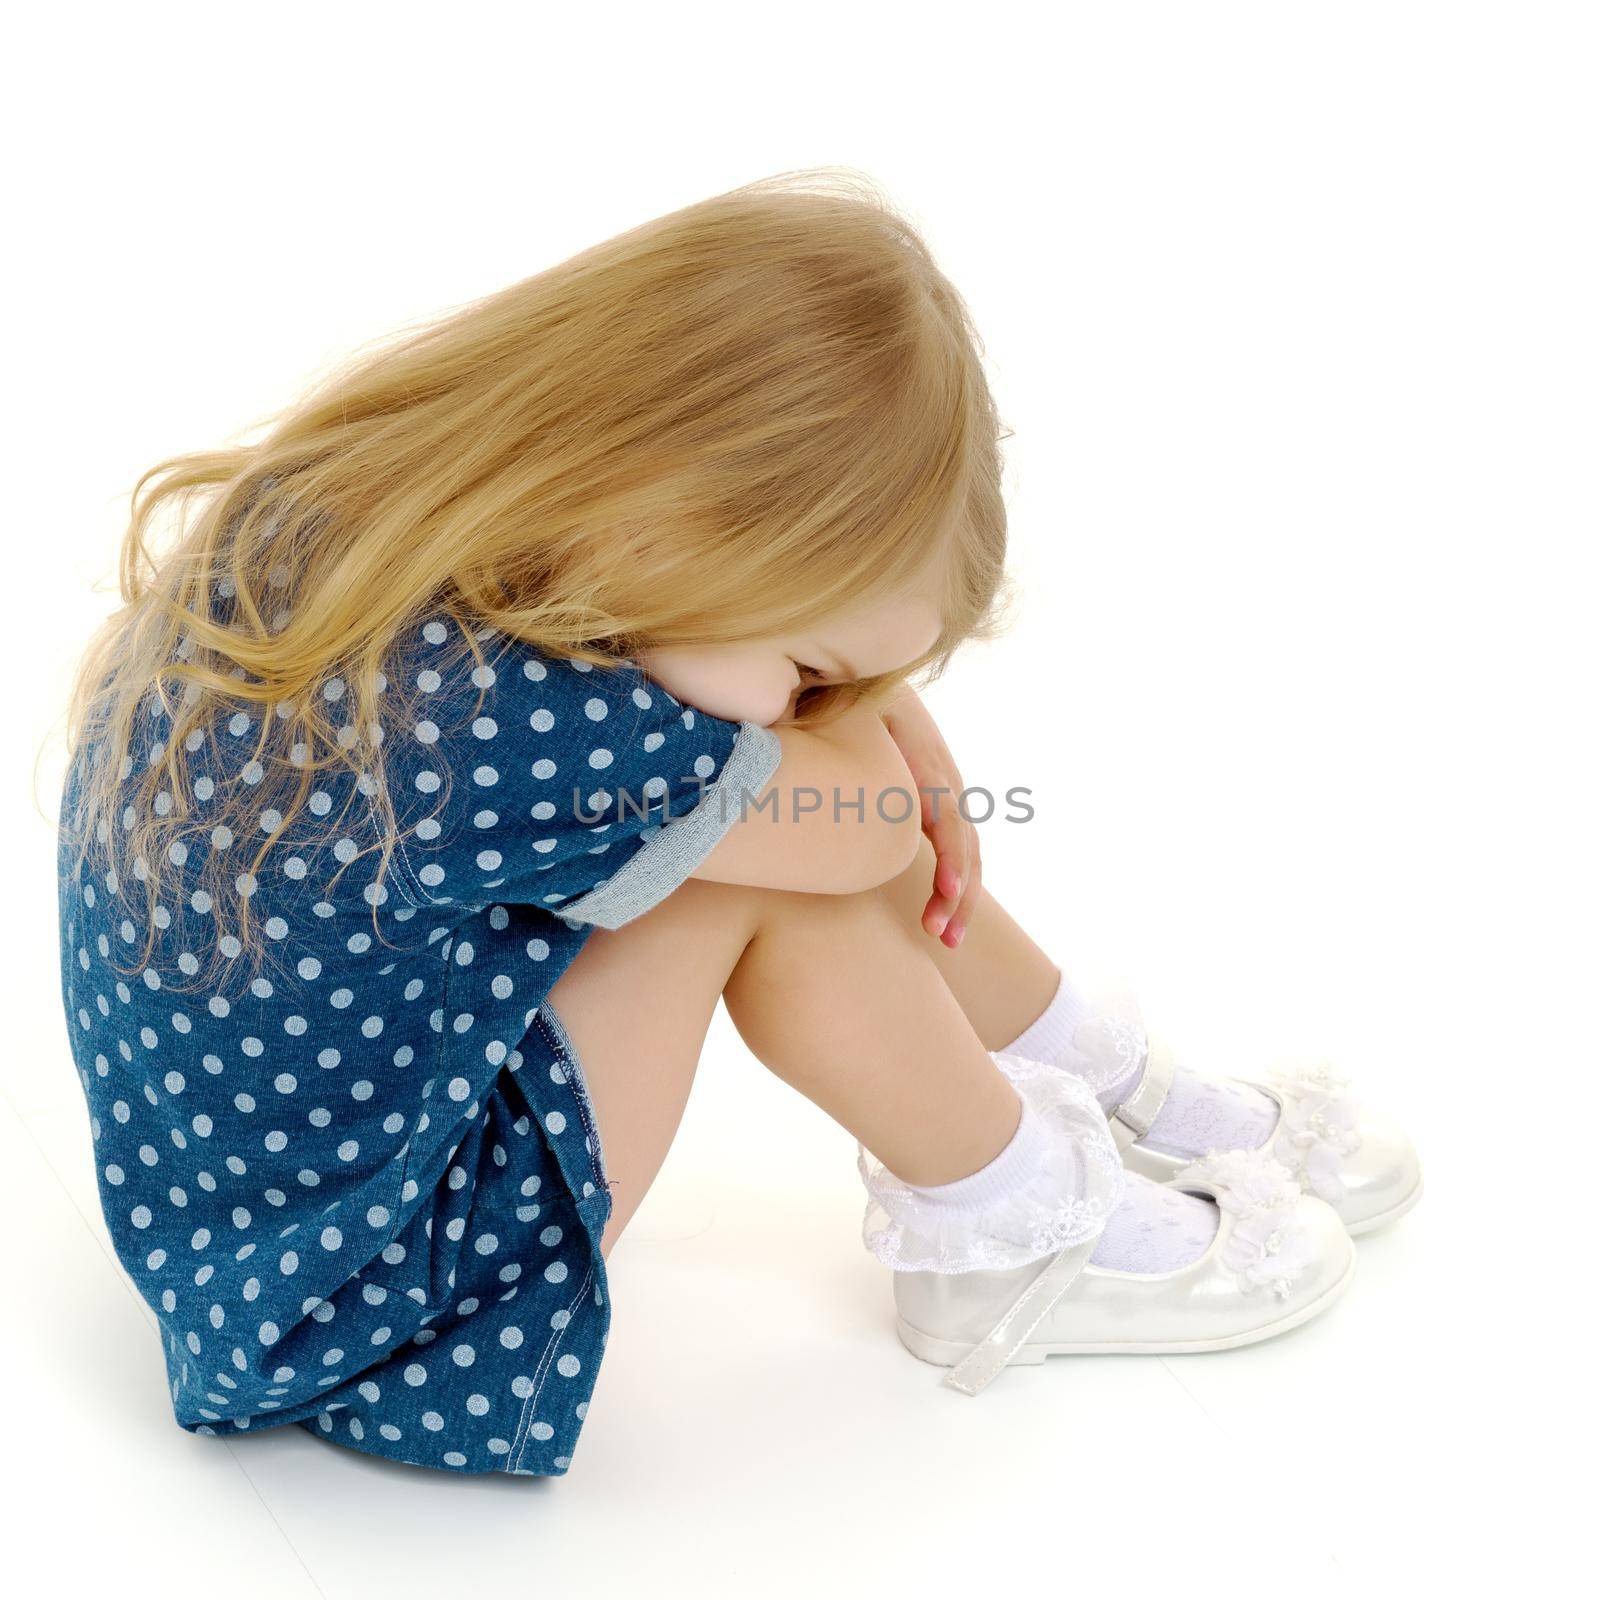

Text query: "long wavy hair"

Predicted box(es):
[57, 166, 1013, 986]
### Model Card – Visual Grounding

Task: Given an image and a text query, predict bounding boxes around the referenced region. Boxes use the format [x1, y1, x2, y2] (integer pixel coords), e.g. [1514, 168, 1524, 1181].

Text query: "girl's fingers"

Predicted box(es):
[942, 841, 982, 948]
[923, 819, 967, 936]
[908, 774, 970, 937]
[921, 871, 958, 935]
[940, 870, 979, 940]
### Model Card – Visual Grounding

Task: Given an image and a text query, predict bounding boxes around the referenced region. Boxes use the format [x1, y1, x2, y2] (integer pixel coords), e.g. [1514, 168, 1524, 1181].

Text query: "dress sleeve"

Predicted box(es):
[378, 615, 783, 929]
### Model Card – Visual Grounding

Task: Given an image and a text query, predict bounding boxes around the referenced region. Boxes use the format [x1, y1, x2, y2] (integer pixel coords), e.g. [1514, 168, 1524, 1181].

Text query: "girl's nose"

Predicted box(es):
[771, 685, 803, 727]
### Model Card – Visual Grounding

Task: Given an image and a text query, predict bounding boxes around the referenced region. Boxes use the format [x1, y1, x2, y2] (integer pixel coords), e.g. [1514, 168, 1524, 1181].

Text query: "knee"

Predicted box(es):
[877, 831, 937, 906]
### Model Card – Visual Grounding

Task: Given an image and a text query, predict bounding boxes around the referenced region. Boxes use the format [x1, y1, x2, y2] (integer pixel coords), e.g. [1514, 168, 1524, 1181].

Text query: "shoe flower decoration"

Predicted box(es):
[1261, 1059, 1363, 1204]
[1176, 1148, 1314, 1299]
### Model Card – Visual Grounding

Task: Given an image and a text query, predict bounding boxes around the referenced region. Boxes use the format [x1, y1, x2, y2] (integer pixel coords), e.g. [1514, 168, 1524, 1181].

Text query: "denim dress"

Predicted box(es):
[56, 612, 782, 1475]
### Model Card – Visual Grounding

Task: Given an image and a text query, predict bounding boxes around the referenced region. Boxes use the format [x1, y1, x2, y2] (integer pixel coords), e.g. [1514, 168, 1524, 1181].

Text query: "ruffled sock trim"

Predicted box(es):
[858, 1055, 1126, 1275]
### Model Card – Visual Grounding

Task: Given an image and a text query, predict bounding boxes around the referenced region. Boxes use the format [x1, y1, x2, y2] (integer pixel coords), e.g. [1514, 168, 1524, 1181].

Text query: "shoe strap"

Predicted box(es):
[943, 1235, 1099, 1397]
[1108, 1035, 1176, 1150]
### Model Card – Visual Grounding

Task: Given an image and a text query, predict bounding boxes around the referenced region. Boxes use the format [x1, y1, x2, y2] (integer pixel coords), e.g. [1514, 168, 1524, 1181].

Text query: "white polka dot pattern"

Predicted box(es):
[55, 614, 750, 1476]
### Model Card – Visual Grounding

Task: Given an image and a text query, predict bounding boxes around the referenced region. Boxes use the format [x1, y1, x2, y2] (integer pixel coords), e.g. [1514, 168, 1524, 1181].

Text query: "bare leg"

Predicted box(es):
[720, 884, 1023, 1186]
[544, 875, 1022, 1258]
[876, 834, 1063, 1049]
[542, 877, 761, 1257]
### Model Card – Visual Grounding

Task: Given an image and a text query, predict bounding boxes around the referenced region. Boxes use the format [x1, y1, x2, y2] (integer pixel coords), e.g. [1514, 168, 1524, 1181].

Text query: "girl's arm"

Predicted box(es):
[689, 702, 923, 894]
[880, 687, 982, 947]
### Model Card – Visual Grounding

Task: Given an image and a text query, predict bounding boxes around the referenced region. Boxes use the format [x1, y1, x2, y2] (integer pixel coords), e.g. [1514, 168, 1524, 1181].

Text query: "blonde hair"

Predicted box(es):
[58, 166, 1013, 987]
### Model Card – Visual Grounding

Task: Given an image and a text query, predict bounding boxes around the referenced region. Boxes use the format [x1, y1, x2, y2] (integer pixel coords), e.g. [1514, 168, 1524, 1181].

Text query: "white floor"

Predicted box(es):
[6, 978, 1582, 1597]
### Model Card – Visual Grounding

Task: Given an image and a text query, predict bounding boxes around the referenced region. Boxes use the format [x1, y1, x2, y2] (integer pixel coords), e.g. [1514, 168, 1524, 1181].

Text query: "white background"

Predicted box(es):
[6, 3, 1595, 1595]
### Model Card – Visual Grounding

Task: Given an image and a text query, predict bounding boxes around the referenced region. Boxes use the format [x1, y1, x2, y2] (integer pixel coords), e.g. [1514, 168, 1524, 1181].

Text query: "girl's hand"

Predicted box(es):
[881, 686, 979, 948]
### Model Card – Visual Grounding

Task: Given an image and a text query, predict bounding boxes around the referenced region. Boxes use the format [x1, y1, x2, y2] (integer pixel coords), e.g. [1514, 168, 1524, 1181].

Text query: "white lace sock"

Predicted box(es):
[1088, 1171, 1219, 1271]
[895, 1089, 1218, 1275]
[1004, 970, 1281, 1161]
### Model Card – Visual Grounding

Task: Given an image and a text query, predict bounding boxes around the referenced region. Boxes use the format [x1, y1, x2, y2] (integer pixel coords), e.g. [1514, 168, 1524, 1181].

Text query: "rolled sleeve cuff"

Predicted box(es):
[555, 720, 783, 931]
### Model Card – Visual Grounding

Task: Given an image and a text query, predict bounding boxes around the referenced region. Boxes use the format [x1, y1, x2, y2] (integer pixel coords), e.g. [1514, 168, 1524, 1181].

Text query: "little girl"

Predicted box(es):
[56, 169, 1420, 1474]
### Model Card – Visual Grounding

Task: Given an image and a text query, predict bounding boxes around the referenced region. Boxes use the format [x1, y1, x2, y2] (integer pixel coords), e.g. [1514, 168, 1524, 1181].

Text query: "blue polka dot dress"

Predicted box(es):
[56, 612, 782, 1475]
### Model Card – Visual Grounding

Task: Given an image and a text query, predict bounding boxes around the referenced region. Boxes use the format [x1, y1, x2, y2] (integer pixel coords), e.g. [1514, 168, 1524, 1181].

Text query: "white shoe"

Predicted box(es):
[1109, 1035, 1423, 1237]
[893, 1149, 1355, 1396]
[1044, 985, 1423, 1236]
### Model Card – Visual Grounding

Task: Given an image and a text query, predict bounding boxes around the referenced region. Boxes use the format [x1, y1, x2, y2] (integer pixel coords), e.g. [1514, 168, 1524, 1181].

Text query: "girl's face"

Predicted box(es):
[635, 584, 944, 728]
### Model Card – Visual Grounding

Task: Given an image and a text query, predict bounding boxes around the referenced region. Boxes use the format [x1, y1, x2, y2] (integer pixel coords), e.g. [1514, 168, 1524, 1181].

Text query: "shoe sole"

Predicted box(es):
[1345, 1173, 1425, 1238]
[894, 1251, 1356, 1365]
